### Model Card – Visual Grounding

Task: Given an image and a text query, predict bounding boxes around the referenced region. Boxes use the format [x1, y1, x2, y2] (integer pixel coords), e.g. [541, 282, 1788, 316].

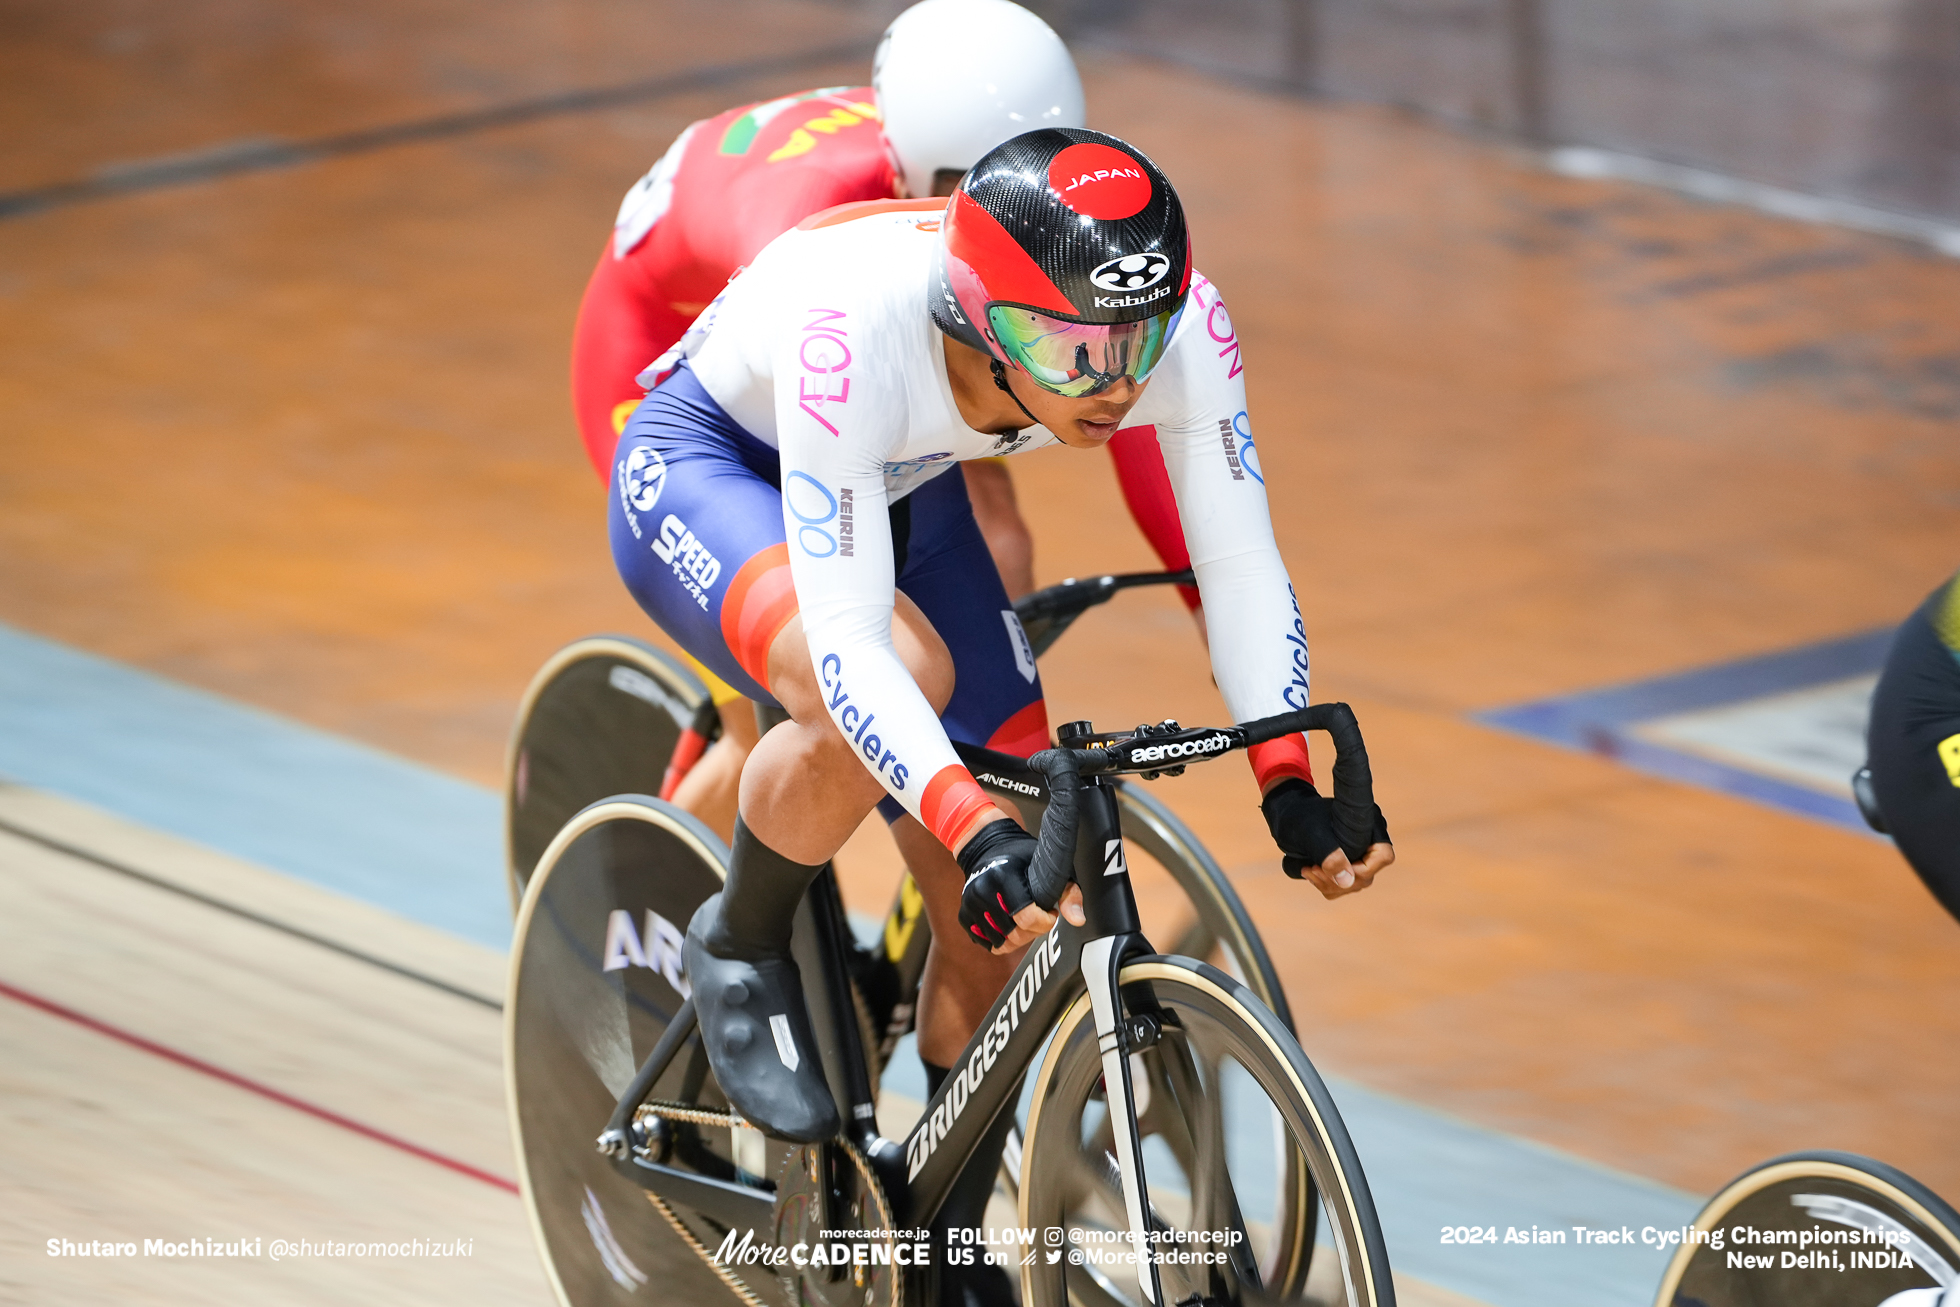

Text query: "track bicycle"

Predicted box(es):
[504, 568, 1295, 1065]
[506, 702, 1396, 1307]
[1653, 1151, 1960, 1307]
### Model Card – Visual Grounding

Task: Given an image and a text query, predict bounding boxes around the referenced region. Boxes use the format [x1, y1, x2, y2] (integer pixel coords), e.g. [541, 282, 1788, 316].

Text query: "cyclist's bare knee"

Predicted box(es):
[742, 609, 954, 862]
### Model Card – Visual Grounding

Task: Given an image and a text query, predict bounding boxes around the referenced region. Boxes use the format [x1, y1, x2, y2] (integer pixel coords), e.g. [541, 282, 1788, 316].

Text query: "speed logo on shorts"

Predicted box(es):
[1089, 252, 1170, 293]
[620, 445, 668, 512]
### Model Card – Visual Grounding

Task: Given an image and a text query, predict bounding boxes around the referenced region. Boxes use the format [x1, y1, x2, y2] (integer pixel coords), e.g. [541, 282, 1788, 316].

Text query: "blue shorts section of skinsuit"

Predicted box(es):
[609, 362, 1045, 769]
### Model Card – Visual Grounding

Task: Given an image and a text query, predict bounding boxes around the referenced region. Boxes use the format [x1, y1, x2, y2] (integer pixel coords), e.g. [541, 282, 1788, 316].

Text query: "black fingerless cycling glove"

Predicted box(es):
[1261, 778, 1391, 879]
[956, 818, 1038, 949]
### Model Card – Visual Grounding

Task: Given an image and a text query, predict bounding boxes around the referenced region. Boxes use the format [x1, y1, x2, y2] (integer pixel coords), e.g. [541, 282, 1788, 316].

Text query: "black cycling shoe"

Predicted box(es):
[684, 894, 840, 1143]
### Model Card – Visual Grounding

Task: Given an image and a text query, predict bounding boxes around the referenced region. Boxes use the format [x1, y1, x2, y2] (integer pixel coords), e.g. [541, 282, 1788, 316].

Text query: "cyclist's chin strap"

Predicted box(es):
[990, 357, 1044, 430]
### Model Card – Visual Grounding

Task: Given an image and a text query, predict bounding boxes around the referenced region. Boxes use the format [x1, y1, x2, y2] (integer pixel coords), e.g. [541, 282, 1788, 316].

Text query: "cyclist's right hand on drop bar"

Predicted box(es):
[958, 818, 1039, 950]
[957, 818, 1084, 953]
[1260, 779, 1394, 901]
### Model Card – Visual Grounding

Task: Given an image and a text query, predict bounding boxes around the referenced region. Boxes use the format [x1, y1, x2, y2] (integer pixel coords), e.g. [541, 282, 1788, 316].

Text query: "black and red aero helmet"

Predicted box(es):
[932, 128, 1190, 398]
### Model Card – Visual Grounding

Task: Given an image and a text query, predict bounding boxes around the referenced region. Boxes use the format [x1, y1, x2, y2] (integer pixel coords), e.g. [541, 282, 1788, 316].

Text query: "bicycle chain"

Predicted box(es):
[633, 1102, 771, 1307]
[643, 1188, 775, 1307]
[635, 1099, 749, 1131]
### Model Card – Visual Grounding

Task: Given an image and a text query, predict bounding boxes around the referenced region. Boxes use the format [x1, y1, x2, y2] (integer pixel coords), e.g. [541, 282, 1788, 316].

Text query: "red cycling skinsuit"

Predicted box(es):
[569, 86, 1198, 600]
[573, 88, 897, 475]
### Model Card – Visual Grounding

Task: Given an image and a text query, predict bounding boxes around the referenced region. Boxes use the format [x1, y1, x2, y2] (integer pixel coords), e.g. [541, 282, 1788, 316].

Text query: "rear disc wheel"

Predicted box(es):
[508, 797, 782, 1306]
[505, 637, 709, 907]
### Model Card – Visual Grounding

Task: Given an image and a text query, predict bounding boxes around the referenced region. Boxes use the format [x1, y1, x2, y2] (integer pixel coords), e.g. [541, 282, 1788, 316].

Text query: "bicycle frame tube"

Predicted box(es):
[598, 751, 1052, 1208]
[866, 743, 1051, 1067]
[899, 921, 1086, 1216]
[597, 702, 1373, 1301]
[871, 873, 932, 1066]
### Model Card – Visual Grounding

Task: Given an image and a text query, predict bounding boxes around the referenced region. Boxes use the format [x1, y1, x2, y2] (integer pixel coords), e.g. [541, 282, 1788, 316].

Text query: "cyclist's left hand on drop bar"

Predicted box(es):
[957, 817, 1086, 954]
[1261, 779, 1395, 901]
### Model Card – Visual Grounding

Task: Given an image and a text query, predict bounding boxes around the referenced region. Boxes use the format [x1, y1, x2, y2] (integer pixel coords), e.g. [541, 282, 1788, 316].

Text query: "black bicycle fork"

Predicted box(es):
[1055, 770, 1172, 1307]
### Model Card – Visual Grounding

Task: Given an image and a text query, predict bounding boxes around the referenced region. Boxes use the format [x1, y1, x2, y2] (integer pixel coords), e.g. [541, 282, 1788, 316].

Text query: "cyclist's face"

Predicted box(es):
[1004, 368, 1147, 449]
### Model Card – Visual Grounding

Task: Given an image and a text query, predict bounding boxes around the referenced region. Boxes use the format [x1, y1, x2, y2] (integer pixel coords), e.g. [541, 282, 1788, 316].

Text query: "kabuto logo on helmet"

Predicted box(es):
[1089, 252, 1170, 293]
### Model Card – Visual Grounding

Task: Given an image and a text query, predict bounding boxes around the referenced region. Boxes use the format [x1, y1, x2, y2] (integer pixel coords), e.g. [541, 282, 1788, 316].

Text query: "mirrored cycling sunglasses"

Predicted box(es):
[986, 301, 1184, 399]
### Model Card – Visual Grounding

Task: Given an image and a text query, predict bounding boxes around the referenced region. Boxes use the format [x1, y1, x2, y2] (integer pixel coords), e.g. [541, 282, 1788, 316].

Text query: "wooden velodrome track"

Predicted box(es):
[5, 0, 1960, 1302]
[0, 784, 544, 1302]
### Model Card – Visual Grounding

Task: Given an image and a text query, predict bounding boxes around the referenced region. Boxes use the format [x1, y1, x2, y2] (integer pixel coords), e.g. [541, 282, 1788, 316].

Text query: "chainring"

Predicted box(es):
[772, 1139, 902, 1307]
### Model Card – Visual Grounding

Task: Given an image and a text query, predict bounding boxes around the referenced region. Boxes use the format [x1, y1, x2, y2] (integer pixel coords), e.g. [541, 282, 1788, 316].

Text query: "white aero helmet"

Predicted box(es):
[873, 0, 1086, 199]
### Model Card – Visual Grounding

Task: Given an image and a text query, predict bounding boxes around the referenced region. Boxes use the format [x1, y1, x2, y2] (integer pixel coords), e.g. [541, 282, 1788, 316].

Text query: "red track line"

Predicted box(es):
[0, 977, 518, 1195]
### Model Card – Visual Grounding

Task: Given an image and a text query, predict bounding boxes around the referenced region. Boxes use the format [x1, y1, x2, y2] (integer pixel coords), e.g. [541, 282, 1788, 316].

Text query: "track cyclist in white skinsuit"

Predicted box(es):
[580, 0, 1089, 844]
[610, 126, 1394, 1240]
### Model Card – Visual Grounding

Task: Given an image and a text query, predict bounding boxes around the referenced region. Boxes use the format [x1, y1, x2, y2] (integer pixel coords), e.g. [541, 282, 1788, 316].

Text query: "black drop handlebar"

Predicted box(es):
[1014, 569, 1195, 660]
[1021, 703, 1376, 911]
